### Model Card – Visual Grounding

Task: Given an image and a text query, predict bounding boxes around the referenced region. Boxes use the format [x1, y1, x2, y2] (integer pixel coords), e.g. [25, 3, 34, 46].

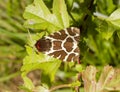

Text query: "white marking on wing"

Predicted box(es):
[44, 27, 80, 62]
[56, 54, 61, 59]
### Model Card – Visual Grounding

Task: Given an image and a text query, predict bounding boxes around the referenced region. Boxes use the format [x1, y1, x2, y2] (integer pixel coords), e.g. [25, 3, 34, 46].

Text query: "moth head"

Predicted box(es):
[35, 38, 51, 52]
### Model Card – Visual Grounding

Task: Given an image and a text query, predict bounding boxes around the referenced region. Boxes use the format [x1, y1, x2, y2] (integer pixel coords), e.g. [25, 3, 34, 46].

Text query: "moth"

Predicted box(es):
[35, 27, 80, 62]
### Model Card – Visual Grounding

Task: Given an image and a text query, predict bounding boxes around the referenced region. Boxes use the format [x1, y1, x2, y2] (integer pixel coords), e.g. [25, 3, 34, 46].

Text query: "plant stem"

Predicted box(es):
[49, 84, 71, 92]
[79, 0, 94, 30]
[75, 86, 80, 92]
[75, 71, 82, 92]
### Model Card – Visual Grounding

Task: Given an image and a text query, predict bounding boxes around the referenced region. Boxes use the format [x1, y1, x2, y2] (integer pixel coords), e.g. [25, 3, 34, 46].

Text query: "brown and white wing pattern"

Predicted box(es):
[35, 27, 80, 62]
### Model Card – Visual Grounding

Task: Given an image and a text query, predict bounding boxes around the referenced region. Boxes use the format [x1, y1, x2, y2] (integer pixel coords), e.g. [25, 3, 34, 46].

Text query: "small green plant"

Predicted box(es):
[22, 0, 120, 92]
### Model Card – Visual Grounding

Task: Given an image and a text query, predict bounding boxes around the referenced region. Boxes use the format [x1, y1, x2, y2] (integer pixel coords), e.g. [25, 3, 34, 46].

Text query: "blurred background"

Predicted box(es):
[0, 0, 33, 91]
[0, 0, 120, 92]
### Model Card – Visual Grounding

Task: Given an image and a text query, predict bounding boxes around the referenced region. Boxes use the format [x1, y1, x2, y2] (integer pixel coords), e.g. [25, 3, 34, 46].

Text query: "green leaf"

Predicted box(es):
[53, 0, 69, 28]
[84, 36, 98, 53]
[68, 62, 75, 68]
[22, 73, 35, 90]
[95, 8, 120, 40]
[96, 0, 116, 15]
[19, 86, 32, 92]
[23, 0, 63, 32]
[34, 0, 51, 15]
[75, 64, 83, 72]
[21, 46, 61, 82]
[96, 20, 115, 40]
[66, 0, 74, 10]
[70, 81, 81, 87]
[107, 8, 120, 28]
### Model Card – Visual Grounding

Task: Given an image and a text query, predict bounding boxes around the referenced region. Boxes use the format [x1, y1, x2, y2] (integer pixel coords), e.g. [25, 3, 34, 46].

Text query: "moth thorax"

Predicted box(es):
[35, 38, 51, 52]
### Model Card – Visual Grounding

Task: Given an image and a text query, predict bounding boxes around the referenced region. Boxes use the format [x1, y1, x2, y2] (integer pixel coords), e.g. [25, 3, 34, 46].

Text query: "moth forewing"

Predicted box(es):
[35, 27, 80, 62]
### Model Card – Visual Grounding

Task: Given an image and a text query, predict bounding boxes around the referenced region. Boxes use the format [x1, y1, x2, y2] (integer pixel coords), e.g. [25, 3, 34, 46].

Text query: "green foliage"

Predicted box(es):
[75, 64, 83, 72]
[0, 0, 32, 87]
[23, 0, 69, 32]
[53, 0, 69, 28]
[21, 46, 61, 82]
[22, 0, 120, 92]
[70, 81, 81, 87]
[96, 0, 116, 15]
[0, 0, 33, 91]
[0, 0, 120, 92]
[107, 8, 120, 28]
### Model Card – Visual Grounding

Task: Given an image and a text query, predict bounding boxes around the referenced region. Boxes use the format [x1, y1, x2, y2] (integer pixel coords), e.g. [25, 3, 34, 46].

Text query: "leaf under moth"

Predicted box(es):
[21, 46, 61, 89]
[21, 74, 35, 90]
